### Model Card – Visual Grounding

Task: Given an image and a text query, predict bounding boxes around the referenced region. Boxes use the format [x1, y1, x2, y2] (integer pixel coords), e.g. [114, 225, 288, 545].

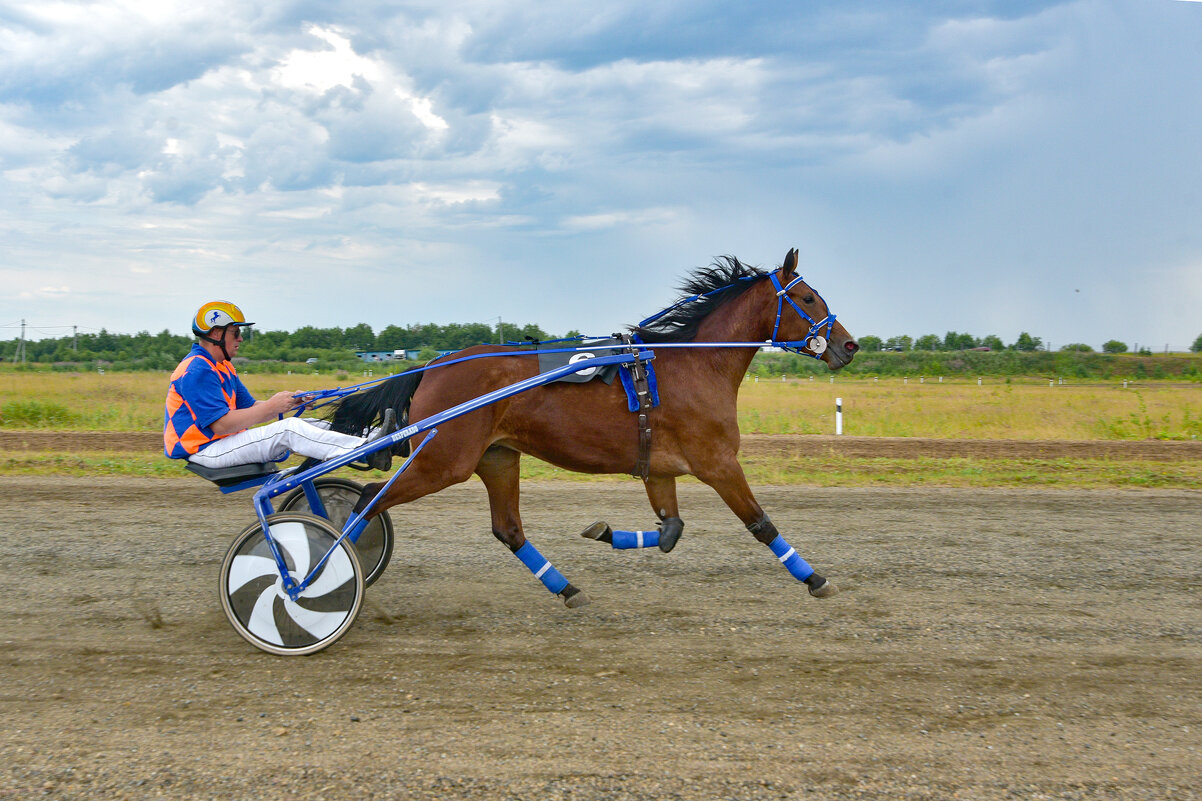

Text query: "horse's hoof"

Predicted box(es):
[657, 517, 684, 553]
[580, 521, 612, 541]
[806, 576, 838, 598]
[560, 584, 591, 608]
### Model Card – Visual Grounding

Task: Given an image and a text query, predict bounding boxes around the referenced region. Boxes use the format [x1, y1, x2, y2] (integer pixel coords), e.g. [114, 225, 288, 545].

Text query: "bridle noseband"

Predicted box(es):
[768, 272, 835, 360]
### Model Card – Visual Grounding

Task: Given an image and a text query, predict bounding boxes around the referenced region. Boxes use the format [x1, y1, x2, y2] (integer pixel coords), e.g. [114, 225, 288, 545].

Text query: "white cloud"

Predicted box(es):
[1, 1, 1200, 349]
[274, 26, 384, 93]
[562, 208, 680, 232]
[410, 181, 500, 205]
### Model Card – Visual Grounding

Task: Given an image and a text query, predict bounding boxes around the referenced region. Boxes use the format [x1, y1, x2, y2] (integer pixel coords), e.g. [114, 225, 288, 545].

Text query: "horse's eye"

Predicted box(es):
[803, 294, 814, 304]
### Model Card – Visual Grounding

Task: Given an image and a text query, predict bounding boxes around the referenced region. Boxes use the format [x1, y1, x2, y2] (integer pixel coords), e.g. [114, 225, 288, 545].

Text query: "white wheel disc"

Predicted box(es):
[220, 513, 363, 656]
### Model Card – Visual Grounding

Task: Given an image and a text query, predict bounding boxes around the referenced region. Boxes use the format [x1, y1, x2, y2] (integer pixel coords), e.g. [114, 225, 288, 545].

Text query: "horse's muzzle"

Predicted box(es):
[824, 337, 859, 371]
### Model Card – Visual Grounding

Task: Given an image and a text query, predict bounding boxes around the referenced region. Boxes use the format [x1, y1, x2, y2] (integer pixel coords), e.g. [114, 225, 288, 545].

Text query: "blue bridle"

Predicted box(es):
[767, 271, 836, 360]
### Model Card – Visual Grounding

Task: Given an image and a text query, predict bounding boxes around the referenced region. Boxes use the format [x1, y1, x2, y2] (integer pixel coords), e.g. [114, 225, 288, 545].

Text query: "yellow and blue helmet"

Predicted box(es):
[192, 301, 253, 336]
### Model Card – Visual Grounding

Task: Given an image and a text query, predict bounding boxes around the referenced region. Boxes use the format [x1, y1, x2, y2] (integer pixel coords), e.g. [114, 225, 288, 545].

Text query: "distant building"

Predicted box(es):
[355, 348, 456, 363]
[354, 350, 400, 362]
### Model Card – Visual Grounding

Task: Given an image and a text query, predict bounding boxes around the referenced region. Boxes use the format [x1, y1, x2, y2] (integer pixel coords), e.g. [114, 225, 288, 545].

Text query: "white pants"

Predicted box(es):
[187, 417, 369, 469]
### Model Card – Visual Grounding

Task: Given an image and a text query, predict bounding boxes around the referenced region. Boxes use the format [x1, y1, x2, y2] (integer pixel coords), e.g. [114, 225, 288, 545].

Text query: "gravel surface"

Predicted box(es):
[2, 477, 1200, 800]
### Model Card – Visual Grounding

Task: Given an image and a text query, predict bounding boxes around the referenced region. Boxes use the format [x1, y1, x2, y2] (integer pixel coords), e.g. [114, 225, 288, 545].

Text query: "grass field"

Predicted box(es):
[2, 370, 1200, 488]
[2, 369, 1199, 440]
[736, 377, 1202, 440]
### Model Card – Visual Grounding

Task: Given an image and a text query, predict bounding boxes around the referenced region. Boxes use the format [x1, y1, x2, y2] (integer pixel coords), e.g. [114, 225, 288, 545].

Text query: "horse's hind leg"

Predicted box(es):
[580, 475, 684, 553]
[698, 459, 836, 598]
[476, 445, 590, 609]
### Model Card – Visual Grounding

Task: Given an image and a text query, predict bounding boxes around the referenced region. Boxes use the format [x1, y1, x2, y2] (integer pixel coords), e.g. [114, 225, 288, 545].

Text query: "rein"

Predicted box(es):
[291, 269, 835, 413]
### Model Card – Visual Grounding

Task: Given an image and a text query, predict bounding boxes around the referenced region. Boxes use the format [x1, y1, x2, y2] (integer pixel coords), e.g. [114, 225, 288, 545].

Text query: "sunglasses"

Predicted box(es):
[227, 327, 245, 340]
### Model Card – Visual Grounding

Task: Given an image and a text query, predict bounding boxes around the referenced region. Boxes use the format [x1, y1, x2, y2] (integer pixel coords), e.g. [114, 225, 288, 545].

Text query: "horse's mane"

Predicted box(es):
[632, 256, 767, 343]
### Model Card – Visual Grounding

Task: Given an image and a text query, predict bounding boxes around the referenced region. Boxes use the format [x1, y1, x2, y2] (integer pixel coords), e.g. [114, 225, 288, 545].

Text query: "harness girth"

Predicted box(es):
[618, 334, 654, 480]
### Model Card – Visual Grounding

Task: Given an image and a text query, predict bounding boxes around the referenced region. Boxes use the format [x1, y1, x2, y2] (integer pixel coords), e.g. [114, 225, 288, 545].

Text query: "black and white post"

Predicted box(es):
[835, 397, 843, 436]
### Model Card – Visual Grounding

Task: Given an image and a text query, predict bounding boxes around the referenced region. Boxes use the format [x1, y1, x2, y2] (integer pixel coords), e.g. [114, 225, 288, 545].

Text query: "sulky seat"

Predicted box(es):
[184, 460, 279, 488]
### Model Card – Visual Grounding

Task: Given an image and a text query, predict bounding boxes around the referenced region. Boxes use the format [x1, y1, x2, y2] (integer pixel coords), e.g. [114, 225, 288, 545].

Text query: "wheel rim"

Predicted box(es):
[280, 478, 393, 586]
[220, 514, 363, 656]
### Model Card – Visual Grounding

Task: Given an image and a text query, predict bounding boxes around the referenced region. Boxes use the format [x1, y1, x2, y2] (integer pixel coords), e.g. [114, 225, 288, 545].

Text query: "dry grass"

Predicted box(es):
[0, 370, 364, 430]
[2, 369, 1200, 441]
[5, 370, 1199, 487]
[737, 377, 1202, 440]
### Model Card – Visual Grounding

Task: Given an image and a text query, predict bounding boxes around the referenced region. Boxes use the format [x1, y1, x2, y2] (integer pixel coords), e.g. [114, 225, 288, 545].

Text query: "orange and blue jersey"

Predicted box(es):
[164, 344, 256, 459]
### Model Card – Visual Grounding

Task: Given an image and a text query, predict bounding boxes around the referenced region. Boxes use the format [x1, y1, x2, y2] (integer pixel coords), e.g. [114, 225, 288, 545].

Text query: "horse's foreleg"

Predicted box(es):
[700, 461, 837, 598]
[476, 446, 589, 608]
[645, 475, 684, 552]
[579, 475, 684, 553]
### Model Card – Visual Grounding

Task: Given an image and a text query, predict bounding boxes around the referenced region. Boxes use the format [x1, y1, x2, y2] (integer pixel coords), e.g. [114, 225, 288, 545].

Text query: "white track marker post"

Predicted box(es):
[836, 397, 843, 435]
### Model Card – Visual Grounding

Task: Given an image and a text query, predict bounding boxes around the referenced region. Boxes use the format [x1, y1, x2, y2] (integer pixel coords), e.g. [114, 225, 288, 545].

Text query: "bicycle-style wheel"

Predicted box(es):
[280, 478, 393, 586]
[220, 513, 364, 656]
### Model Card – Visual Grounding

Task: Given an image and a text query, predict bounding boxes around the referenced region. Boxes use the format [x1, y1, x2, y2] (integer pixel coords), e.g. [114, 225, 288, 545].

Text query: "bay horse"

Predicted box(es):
[330, 249, 859, 607]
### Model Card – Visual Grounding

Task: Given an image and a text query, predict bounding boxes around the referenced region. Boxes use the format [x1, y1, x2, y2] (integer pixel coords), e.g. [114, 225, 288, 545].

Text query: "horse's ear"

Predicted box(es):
[781, 248, 799, 278]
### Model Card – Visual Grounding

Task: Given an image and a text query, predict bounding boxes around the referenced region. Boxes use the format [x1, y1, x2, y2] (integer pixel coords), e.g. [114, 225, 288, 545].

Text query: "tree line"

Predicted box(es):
[4, 322, 1201, 372]
[0, 321, 558, 370]
[856, 331, 1174, 355]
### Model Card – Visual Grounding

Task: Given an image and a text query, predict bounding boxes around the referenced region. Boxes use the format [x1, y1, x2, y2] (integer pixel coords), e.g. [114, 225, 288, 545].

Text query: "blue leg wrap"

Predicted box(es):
[514, 541, 569, 595]
[768, 535, 815, 582]
[611, 529, 660, 549]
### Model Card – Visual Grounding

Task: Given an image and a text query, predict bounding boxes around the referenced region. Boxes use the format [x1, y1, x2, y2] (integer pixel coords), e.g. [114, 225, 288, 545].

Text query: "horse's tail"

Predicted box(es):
[324, 371, 424, 439]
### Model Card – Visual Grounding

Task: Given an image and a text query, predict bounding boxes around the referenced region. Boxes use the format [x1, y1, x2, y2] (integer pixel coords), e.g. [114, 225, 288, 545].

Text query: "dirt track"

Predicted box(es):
[4, 430, 1202, 461]
[2, 476, 1200, 800]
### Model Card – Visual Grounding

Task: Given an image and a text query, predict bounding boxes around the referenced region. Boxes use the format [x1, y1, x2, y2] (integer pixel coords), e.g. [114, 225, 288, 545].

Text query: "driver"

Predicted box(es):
[164, 301, 395, 471]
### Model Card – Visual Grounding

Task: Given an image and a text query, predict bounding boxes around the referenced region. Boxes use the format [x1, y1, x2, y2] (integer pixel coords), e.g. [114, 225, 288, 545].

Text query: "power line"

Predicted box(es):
[0, 323, 104, 338]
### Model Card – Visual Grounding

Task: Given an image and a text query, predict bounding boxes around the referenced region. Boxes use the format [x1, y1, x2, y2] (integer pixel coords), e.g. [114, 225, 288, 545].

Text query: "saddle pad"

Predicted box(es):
[536, 339, 622, 384]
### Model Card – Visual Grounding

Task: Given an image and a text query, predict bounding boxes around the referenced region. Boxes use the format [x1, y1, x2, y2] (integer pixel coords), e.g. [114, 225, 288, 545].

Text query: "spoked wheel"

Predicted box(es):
[220, 513, 364, 656]
[280, 478, 394, 586]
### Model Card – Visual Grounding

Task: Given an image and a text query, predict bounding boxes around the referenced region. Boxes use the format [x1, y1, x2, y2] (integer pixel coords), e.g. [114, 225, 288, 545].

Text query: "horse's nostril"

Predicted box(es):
[846, 341, 860, 353]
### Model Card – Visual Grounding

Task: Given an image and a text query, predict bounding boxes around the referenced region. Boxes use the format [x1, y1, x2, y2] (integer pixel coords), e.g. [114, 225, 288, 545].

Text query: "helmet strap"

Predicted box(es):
[198, 327, 233, 361]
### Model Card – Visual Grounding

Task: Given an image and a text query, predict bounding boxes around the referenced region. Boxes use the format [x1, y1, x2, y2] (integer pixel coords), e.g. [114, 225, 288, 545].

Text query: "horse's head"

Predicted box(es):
[772, 249, 859, 370]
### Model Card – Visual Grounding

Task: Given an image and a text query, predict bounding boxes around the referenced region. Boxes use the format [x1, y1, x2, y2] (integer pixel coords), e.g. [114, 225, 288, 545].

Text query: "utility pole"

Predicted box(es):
[73, 325, 78, 352]
[13, 319, 26, 364]
[497, 316, 505, 344]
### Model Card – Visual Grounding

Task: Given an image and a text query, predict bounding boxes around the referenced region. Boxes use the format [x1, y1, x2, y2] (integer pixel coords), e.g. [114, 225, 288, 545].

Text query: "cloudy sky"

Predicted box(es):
[2, 0, 1200, 350]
